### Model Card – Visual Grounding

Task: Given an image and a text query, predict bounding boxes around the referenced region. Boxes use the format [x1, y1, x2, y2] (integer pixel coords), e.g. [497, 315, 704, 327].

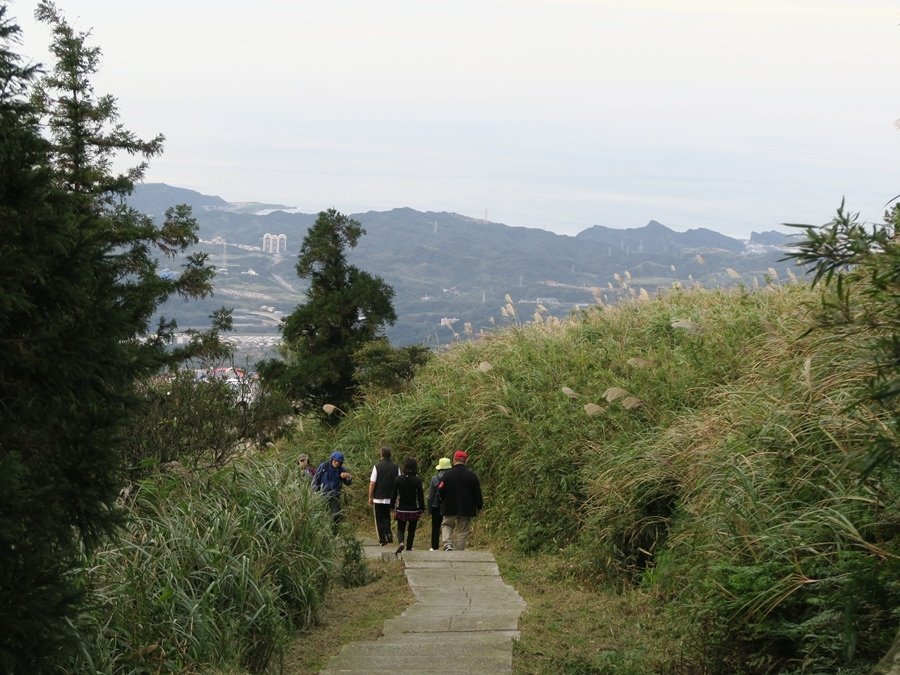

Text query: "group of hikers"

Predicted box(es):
[299, 446, 483, 554]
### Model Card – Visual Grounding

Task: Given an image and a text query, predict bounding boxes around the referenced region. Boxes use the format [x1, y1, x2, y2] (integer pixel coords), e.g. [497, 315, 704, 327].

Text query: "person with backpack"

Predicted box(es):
[427, 457, 452, 550]
[368, 446, 399, 545]
[438, 450, 483, 551]
[391, 457, 425, 556]
[312, 450, 352, 529]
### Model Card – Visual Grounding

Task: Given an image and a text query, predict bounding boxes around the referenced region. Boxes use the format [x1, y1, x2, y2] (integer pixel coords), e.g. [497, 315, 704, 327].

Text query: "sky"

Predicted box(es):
[10, 0, 900, 238]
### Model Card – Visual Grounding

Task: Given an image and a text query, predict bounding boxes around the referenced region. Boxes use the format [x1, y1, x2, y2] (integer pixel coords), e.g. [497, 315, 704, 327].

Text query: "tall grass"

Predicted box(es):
[303, 284, 898, 672]
[62, 460, 337, 673]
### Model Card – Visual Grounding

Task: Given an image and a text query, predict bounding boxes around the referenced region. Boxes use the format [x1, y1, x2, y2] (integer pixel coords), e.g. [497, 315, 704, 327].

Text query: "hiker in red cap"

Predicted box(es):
[436, 450, 483, 551]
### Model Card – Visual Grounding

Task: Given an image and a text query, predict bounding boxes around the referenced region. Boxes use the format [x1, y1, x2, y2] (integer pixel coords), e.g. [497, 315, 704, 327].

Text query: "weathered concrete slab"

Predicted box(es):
[321, 648, 511, 675]
[401, 549, 496, 563]
[403, 561, 500, 575]
[321, 632, 514, 674]
[321, 540, 525, 675]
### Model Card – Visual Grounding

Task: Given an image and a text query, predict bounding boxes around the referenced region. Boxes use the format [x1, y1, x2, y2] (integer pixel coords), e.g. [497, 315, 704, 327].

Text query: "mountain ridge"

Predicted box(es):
[133, 184, 798, 347]
[133, 183, 799, 247]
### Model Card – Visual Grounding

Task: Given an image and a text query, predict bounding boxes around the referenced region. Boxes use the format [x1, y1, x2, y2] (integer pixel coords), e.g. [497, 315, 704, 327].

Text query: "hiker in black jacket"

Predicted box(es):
[437, 450, 483, 551]
[392, 457, 425, 556]
[368, 446, 399, 545]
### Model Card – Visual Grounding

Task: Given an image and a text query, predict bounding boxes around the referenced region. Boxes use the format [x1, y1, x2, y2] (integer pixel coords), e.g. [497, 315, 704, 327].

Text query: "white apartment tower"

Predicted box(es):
[262, 233, 287, 253]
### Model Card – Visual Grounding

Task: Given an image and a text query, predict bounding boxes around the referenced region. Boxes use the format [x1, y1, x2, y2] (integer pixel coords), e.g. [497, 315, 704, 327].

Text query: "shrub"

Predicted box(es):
[123, 370, 293, 478]
[338, 534, 375, 588]
[62, 460, 337, 673]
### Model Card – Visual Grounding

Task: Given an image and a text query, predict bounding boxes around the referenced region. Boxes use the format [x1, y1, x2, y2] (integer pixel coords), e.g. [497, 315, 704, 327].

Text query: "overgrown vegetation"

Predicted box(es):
[298, 241, 898, 672]
[123, 365, 293, 480]
[60, 461, 338, 673]
[353, 338, 433, 397]
[785, 199, 899, 474]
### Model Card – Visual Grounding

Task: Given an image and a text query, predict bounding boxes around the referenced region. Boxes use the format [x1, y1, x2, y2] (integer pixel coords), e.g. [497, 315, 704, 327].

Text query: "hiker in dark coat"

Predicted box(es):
[427, 457, 452, 550]
[392, 457, 425, 556]
[312, 450, 352, 529]
[438, 450, 483, 551]
[368, 446, 399, 545]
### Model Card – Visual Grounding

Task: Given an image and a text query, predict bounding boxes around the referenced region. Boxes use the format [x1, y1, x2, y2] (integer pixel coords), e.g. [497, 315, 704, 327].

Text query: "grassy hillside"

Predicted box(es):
[296, 282, 898, 673]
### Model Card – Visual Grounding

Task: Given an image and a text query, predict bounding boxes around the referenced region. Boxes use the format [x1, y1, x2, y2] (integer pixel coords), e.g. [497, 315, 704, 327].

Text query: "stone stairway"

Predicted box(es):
[320, 540, 526, 674]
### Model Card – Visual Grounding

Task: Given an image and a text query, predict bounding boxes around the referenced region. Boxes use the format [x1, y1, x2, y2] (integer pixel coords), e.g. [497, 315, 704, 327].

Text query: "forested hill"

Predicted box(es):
[134, 183, 799, 346]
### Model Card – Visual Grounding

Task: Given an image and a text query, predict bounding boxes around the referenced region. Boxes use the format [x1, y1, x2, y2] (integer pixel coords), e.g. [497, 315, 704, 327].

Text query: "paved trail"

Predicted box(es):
[320, 539, 526, 674]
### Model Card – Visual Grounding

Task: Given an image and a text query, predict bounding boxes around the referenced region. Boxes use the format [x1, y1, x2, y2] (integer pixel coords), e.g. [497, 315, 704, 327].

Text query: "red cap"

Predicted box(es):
[453, 450, 469, 462]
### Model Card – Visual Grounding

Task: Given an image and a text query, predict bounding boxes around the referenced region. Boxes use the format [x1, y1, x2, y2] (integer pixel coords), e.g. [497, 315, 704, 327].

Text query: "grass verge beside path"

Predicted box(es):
[497, 551, 684, 674]
[281, 558, 413, 674]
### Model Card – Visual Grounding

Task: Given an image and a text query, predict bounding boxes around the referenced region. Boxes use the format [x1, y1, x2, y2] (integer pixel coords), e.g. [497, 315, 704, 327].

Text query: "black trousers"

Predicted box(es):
[430, 512, 443, 550]
[374, 503, 393, 544]
[326, 493, 342, 531]
[396, 519, 419, 551]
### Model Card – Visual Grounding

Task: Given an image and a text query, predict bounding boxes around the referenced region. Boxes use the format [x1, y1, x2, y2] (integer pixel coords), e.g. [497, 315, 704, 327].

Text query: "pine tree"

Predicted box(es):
[270, 208, 396, 413]
[0, 8, 82, 670]
[0, 2, 216, 669]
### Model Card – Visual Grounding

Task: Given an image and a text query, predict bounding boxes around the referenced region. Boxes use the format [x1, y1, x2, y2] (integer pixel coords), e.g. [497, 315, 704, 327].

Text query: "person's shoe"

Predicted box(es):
[443, 542, 453, 551]
[395, 544, 405, 557]
[429, 548, 435, 551]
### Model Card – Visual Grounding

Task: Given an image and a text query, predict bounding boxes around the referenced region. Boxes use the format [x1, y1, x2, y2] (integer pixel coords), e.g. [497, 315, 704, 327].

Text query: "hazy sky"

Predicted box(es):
[11, 0, 900, 238]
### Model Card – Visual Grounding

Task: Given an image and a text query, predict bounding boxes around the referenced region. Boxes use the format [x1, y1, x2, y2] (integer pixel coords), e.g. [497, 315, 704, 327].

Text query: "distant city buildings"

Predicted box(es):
[262, 233, 287, 253]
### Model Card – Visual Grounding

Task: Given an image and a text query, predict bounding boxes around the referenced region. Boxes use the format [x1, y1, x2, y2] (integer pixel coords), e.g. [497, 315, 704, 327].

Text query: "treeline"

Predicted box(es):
[0, 3, 308, 671]
[0, 2, 425, 671]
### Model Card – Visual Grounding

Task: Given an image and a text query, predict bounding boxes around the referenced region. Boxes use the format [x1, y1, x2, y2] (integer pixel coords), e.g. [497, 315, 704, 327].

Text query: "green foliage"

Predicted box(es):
[31, 1, 217, 339]
[314, 281, 898, 673]
[268, 208, 396, 415]
[337, 534, 375, 588]
[0, 9, 80, 670]
[123, 311, 293, 478]
[0, 4, 221, 670]
[785, 200, 899, 473]
[127, 372, 235, 472]
[695, 550, 898, 674]
[354, 338, 432, 395]
[62, 460, 337, 674]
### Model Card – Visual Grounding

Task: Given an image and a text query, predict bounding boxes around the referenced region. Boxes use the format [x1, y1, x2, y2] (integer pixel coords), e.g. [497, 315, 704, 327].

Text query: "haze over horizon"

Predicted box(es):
[13, 0, 900, 239]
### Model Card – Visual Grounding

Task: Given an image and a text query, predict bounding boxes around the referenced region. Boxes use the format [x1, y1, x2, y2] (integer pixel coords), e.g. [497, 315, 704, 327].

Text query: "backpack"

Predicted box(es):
[429, 473, 443, 511]
[312, 462, 327, 492]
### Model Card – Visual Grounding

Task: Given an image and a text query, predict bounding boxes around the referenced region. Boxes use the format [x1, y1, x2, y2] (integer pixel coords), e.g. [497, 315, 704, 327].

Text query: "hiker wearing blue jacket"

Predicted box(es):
[313, 450, 353, 528]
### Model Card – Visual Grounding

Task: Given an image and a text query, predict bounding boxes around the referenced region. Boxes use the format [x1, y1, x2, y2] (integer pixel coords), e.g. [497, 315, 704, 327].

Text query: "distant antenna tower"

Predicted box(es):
[432, 221, 438, 234]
